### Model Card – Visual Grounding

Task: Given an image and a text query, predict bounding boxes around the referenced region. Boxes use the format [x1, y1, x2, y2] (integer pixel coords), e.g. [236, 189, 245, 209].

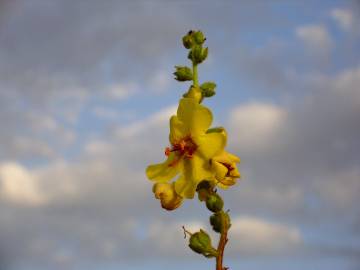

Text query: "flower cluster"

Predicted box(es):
[146, 30, 240, 211]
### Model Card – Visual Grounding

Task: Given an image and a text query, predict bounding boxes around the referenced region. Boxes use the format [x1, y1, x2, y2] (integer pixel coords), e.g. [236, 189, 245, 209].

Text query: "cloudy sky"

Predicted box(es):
[0, 0, 359, 269]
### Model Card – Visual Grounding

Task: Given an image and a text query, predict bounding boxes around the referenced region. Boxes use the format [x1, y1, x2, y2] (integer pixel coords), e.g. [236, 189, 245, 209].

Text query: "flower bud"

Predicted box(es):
[196, 180, 213, 201]
[153, 183, 183, 211]
[189, 229, 217, 257]
[210, 212, 231, 233]
[193, 31, 206, 45]
[200, 81, 216, 97]
[182, 30, 194, 49]
[206, 193, 224, 213]
[189, 45, 208, 64]
[174, 66, 193, 81]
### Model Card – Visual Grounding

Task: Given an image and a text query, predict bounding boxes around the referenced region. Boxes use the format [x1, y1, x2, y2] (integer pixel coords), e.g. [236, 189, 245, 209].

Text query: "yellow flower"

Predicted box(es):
[211, 151, 240, 189]
[153, 182, 183, 211]
[146, 98, 226, 199]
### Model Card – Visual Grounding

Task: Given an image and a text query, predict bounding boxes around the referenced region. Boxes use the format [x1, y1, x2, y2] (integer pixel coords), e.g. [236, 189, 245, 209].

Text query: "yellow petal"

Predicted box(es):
[174, 174, 194, 199]
[174, 155, 212, 198]
[177, 98, 212, 136]
[146, 153, 181, 182]
[169, 116, 186, 144]
[196, 132, 226, 159]
[212, 161, 228, 180]
[227, 152, 241, 163]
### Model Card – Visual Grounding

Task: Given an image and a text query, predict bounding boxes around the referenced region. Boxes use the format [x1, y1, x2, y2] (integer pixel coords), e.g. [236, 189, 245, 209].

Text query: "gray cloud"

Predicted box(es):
[0, 1, 359, 270]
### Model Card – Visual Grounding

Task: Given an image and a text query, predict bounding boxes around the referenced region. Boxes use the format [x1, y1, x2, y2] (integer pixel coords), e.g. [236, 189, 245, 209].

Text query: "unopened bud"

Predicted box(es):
[193, 31, 206, 45]
[182, 30, 195, 49]
[196, 180, 213, 201]
[189, 45, 208, 64]
[174, 66, 193, 81]
[206, 193, 224, 213]
[189, 229, 217, 257]
[153, 183, 183, 211]
[200, 81, 216, 97]
[210, 212, 231, 233]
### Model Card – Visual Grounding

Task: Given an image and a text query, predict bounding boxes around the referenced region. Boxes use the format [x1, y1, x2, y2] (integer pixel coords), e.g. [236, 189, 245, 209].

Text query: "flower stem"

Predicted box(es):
[192, 63, 199, 87]
[215, 211, 229, 270]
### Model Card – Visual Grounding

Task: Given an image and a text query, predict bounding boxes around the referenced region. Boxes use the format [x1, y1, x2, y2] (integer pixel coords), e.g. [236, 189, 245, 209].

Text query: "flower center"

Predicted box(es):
[165, 136, 197, 167]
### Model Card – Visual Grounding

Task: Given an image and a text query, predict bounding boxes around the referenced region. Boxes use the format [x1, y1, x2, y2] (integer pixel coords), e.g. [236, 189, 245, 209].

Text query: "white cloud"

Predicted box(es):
[296, 24, 333, 51]
[228, 102, 286, 152]
[228, 217, 302, 256]
[0, 162, 47, 206]
[149, 69, 172, 94]
[107, 82, 138, 100]
[331, 8, 354, 31]
[116, 104, 177, 138]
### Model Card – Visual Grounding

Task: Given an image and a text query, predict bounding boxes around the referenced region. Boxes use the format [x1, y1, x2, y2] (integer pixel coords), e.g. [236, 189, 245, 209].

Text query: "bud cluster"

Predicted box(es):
[196, 181, 231, 234]
[173, 30, 217, 100]
[184, 181, 231, 258]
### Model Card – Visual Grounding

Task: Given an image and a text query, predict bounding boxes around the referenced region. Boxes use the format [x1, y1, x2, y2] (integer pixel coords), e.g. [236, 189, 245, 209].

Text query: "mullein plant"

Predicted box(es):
[146, 30, 241, 270]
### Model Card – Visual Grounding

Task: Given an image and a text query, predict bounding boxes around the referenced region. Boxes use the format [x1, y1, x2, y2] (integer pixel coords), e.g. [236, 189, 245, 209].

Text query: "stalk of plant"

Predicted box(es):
[146, 30, 241, 270]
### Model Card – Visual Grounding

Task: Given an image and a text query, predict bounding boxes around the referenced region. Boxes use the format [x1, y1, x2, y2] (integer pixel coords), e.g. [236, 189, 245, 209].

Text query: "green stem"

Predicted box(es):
[192, 63, 199, 87]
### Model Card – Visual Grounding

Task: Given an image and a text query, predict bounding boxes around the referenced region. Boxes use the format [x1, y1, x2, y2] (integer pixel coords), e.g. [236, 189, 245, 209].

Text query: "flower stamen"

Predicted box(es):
[165, 136, 198, 167]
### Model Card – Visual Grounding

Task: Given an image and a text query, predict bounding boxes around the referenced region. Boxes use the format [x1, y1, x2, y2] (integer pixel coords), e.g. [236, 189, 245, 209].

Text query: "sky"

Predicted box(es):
[0, 0, 359, 269]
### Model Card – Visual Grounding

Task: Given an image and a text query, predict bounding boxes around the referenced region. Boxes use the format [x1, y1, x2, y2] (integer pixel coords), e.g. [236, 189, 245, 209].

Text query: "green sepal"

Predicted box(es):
[200, 81, 216, 97]
[174, 66, 193, 81]
[206, 127, 225, 134]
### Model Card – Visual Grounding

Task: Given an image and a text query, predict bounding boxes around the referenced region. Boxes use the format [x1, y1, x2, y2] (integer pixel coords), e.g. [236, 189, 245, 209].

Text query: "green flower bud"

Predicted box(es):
[182, 30, 194, 49]
[189, 229, 217, 257]
[210, 212, 231, 233]
[174, 66, 193, 81]
[189, 46, 208, 64]
[200, 81, 216, 97]
[193, 31, 206, 45]
[206, 193, 224, 213]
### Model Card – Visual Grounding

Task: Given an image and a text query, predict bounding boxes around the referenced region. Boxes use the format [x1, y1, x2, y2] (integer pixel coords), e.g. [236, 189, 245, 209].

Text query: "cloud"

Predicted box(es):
[296, 24, 333, 51]
[106, 82, 138, 100]
[228, 217, 302, 256]
[331, 8, 355, 31]
[228, 102, 286, 152]
[226, 65, 360, 221]
[149, 69, 172, 94]
[0, 162, 46, 206]
[115, 104, 177, 138]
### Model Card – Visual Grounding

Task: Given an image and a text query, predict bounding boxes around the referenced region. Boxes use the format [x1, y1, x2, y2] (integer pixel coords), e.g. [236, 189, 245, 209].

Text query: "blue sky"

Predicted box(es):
[0, 1, 359, 270]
